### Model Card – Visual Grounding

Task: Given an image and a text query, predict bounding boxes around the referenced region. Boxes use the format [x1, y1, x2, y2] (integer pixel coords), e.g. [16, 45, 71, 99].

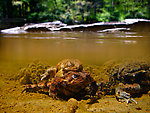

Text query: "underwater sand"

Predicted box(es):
[0, 61, 150, 113]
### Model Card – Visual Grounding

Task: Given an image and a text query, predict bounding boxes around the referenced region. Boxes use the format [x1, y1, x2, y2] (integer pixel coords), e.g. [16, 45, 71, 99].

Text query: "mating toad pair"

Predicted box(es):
[22, 59, 150, 104]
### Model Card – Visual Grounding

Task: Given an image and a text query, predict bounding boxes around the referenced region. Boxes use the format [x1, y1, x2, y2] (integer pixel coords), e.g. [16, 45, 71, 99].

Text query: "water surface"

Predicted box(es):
[0, 28, 150, 72]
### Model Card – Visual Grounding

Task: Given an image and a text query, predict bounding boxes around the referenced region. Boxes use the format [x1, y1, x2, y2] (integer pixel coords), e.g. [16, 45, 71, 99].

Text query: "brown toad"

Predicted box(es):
[22, 71, 98, 100]
[41, 59, 83, 80]
[97, 60, 150, 103]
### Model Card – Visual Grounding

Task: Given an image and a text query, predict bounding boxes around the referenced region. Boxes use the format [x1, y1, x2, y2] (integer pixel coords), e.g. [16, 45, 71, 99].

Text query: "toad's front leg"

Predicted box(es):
[48, 78, 66, 99]
[115, 83, 138, 104]
[48, 83, 58, 99]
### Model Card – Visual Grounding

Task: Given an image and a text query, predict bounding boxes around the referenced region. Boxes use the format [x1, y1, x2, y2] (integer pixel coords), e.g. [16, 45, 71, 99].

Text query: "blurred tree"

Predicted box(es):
[0, 0, 13, 18]
[0, 0, 150, 23]
[148, 0, 150, 18]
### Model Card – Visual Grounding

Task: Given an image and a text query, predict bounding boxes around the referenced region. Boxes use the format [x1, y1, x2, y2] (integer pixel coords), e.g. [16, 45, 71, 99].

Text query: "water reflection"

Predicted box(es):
[0, 30, 150, 68]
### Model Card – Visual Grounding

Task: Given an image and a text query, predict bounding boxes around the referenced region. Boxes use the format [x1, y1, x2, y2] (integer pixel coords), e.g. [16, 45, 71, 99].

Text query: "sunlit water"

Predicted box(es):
[0, 26, 150, 72]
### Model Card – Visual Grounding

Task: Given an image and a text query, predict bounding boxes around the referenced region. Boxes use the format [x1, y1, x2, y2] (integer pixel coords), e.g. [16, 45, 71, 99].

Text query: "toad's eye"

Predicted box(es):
[61, 65, 65, 68]
[72, 74, 79, 78]
[68, 62, 72, 66]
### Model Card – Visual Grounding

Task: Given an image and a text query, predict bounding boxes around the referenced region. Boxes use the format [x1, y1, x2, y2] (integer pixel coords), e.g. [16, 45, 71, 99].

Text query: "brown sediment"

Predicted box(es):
[0, 59, 150, 113]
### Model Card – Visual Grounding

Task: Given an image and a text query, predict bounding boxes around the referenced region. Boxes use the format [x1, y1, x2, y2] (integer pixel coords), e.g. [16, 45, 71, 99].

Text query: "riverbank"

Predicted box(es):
[0, 18, 25, 30]
[1, 19, 150, 34]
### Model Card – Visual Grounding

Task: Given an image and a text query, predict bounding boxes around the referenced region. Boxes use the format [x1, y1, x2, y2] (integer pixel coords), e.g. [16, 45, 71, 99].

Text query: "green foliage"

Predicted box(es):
[0, 0, 149, 23]
[0, 9, 2, 20]
[96, 9, 111, 22]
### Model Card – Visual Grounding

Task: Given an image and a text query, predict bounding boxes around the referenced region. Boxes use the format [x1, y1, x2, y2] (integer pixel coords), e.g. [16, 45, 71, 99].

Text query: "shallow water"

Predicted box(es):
[0, 25, 150, 113]
[0, 26, 150, 71]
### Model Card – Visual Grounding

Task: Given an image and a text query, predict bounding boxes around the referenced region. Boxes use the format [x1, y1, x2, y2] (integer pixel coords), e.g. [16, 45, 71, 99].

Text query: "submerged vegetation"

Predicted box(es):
[0, 0, 150, 24]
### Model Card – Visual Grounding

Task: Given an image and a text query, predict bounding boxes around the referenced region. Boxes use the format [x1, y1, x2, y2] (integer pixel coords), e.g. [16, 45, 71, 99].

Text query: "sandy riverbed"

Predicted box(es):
[0, 60, 150, 113]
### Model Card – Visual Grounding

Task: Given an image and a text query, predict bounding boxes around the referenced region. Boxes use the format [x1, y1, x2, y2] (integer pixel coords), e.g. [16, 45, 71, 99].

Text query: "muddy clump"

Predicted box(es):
[16, 61, 50, 84]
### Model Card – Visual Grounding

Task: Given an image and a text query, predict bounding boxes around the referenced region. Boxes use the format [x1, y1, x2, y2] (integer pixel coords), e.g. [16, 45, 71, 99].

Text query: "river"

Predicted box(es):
[0, 25, 150, 72]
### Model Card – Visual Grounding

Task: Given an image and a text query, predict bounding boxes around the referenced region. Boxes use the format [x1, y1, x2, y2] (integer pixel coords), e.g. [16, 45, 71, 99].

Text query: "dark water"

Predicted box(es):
[0, 27, 150, 71]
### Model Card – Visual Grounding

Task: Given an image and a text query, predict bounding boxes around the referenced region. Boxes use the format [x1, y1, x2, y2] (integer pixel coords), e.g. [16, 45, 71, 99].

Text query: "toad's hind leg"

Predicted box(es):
[22, 81, 49, 93]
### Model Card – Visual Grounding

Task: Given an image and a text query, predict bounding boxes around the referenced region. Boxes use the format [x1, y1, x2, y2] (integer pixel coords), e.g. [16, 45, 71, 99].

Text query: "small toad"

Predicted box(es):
[41, 59, 83, 80]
